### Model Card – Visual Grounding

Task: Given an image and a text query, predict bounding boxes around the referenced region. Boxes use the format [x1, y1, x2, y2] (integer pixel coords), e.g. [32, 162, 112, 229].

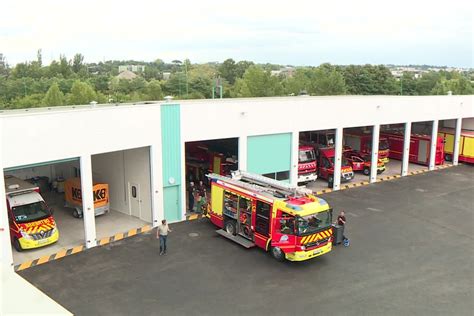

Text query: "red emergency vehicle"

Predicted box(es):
[317, 147, 354, 187]
[186, 142, 238, 180]
[298, 145, 318, 184]
[343, 131, 390, 163]
[4, 176, 59, 251]
[381, 131, 445, 166]
[207, 171, 333, 262]
[343, 150, 385, 175]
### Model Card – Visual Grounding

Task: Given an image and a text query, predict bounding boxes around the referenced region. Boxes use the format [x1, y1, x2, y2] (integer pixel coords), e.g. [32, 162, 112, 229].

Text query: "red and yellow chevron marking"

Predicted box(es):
[18, 217, 56, 235]
[300, 228, 332, 244]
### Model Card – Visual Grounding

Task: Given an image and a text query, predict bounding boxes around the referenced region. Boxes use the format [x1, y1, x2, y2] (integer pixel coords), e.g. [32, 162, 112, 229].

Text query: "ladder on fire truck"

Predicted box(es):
[207, 170, 313, 199]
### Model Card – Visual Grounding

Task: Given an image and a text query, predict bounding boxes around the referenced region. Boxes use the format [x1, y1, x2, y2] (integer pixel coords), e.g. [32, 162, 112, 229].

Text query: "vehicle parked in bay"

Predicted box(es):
[343, 130, 390, 163]
[297, 145, 318, 184]
[4, 176, 59, 251]
[64, 178, 109, 218]
[343, 150, 385, 175]
[438, 128, 474, 163]
[316, 147, 354, 187]
[381, 131, 444, 166]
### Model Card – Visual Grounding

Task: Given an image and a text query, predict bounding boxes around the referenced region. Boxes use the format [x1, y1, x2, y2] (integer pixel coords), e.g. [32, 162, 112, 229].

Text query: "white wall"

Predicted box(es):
[92, 151, 127, 213]
[1, 104, 162, 168]
[91, 147, 152, 223]
[124, 147, 152, 223]
[180, 96, 473, 142]
[442, 117, 474, 130]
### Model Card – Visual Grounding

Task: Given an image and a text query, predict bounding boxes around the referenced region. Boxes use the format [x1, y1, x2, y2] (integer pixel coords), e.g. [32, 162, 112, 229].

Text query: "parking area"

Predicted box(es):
[18, 165, 473, 315]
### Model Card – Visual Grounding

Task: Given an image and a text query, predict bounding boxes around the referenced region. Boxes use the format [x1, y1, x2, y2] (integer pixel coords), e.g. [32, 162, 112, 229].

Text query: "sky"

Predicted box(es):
[1, 0, 472, 67]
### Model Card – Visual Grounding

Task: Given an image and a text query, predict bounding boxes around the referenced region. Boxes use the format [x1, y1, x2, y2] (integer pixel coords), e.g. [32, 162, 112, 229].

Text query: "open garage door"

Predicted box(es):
[184, 138, 238, 214]
[4, 158, 85, 265]
[91, 146, 152, 242]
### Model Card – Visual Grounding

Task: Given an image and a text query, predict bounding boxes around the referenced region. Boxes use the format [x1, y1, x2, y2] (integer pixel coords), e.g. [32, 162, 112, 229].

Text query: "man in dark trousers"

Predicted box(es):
[337, 211, 348, 244]
[188, 181, 195, 212]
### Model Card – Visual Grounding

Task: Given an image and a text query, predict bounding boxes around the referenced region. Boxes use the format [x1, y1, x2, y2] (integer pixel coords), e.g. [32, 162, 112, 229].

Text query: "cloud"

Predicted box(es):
[0, 0, 472, 67]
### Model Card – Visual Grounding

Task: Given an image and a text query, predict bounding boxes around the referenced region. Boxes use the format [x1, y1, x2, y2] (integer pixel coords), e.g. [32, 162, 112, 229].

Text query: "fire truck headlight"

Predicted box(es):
[300, 245, 306, 251]
[51, 227, 57, 235]
[20, 230, 33, 240]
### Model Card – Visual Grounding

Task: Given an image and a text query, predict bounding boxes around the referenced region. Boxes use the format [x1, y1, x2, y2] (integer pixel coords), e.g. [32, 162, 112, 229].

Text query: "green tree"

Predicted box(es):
[218, 58, 237, 84]
[68, 80, 97, 105]
[42, 82, 65, 106]
[311, 64, 347, 95]
[72, 53, 85, 73]
[231, 65, 283, 97]
[415, 72, 440, 95]
[399, 73, 417, 95]
[145, 80, 163, 100]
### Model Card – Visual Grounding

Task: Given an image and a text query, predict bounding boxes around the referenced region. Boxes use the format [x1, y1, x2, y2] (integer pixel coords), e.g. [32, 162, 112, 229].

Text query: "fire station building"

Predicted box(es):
[1, 95, 473, 271]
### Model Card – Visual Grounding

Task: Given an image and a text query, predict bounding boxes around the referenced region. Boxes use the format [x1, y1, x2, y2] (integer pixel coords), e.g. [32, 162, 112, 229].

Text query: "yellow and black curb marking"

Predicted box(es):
[14, 224, 152, 272]
[314, 164, 454, 196]
[186, 213, 207, 221]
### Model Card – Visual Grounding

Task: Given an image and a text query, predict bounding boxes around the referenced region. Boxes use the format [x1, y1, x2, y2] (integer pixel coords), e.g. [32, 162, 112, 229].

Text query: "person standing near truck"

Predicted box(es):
[157, 219, 172, 255]
[337, 211, 349, 245]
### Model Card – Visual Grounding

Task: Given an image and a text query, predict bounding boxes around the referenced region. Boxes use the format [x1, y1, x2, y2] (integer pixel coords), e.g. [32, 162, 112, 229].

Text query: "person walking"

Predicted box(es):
[157, 219, 172, 255]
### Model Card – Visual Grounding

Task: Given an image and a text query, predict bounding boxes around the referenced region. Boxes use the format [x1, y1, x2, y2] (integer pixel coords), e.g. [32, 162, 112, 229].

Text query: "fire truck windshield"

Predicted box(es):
[12, 201, 51, 223]
[379, 139, 389, 150]
[295, 209, 332, 236]
[329, 157, 350, 167]
[299, 149, 315, 163]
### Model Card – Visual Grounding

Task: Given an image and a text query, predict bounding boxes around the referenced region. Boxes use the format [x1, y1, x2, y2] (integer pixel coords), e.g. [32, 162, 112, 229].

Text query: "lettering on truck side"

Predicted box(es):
[71, 188, 107, 202]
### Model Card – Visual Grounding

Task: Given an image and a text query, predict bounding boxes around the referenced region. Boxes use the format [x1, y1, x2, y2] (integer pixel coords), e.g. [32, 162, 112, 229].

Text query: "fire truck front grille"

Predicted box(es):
[306, 237, 330, 249]
[31, 229, 53, 240]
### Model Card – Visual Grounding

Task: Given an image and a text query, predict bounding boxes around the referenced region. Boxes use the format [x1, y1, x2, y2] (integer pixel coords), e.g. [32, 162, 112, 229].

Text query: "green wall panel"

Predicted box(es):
[247, 133, 291, 175]
[161, 103, 182, 221]
[161, 104, 181, 187]
[163, 186, 181, 222]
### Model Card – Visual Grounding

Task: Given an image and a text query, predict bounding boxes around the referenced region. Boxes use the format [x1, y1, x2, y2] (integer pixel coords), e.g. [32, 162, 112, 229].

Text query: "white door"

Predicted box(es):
[129, 182, 141, 218]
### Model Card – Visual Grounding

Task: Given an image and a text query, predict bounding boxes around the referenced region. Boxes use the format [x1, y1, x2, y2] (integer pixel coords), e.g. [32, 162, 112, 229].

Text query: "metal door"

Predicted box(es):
[417, 140, 429, 164]
[129, 182, 141, 218]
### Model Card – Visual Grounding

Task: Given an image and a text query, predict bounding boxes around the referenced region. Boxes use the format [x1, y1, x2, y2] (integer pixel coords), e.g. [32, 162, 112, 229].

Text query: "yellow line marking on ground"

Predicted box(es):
[36, 254, 52, 265]
[128, 228, 137, 236]
[17, 261, 33, 271]
[71, 245, 83, 254]
[99, 237, 110, 246]
[54, 249, 67, 260]
[188, 214, 199, 220]
[114, 233, 124, 241]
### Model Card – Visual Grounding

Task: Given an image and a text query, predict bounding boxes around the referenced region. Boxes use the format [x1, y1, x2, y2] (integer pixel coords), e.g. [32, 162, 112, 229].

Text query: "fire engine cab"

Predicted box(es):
[207, 171, 333, 262]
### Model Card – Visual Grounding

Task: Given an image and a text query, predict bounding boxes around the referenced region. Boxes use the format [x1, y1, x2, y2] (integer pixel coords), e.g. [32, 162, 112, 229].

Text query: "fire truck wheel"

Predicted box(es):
[13, 238, 23, 252]
[73, 209, 80, 218]
[225, 220, 236, 236]
[328, 175, 334, 188]
[270, 246, 285, 262]
[445, 154, 452, 162]
[363, 168, 370, 176]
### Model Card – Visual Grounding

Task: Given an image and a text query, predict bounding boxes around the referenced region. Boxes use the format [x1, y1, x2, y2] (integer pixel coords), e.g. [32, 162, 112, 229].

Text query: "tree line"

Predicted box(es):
[0, 51, 472, 109]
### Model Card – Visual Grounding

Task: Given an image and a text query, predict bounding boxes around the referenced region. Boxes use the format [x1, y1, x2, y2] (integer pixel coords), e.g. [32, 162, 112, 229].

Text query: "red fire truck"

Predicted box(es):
[343, 131, 390, 163]
[298, 145, 318, 184]
[343, 150, 386, 176]
[381, 131, 445, 166]
[207, 171, 333, 262]
[186, 142, 238, 180]
[317, 147, 354, 187]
